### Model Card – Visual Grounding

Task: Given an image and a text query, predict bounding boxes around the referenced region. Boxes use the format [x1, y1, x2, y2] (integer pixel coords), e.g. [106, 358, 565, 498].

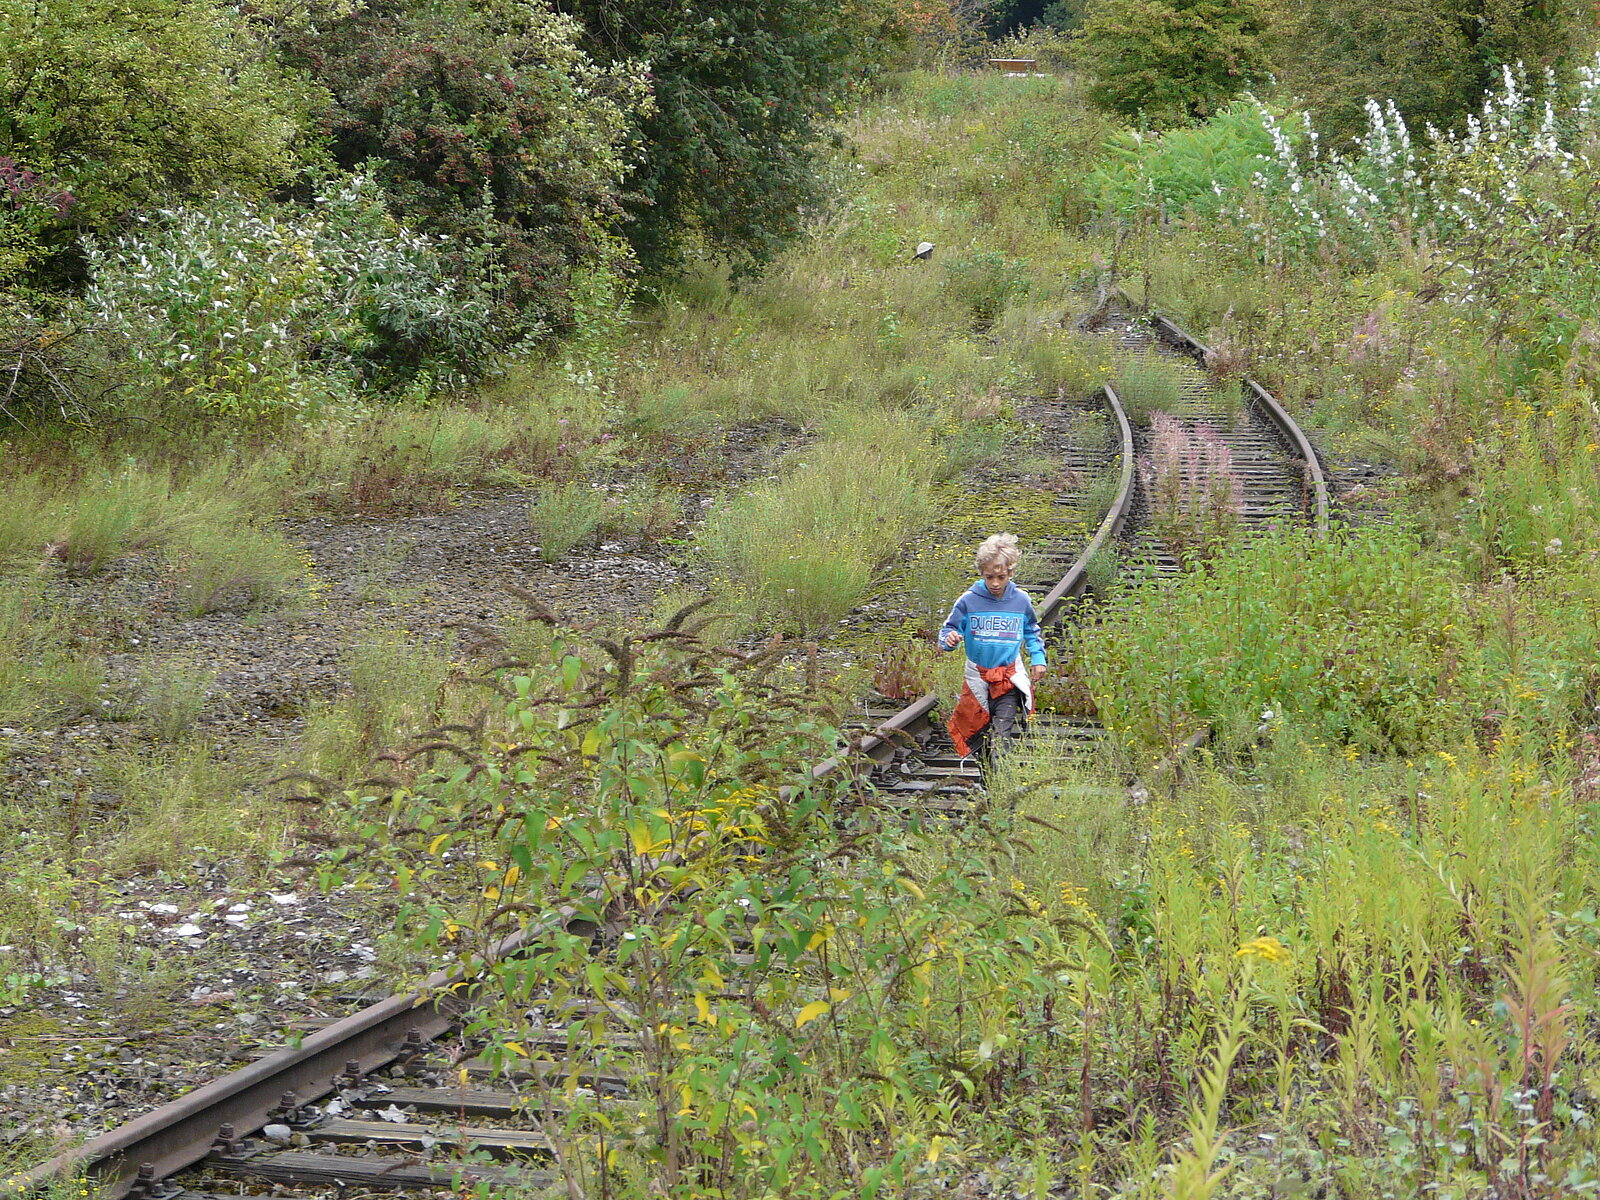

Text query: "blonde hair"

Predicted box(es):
[975, 532, 1020, 573]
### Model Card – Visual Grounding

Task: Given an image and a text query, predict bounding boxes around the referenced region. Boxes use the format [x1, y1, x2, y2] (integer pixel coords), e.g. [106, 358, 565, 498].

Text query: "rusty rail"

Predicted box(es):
[1137, 303, 1330, 535]
[20, 910, 593, 1200]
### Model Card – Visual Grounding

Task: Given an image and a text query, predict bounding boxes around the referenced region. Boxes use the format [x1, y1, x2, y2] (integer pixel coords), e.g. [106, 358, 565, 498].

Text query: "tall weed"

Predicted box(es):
[0, 580, 103, 725]
[1114, 352, 1186, 424]
[170, 521, 305, 616]
[298, 630, 457, 776]
[1081, 526, 1468, 754]
[98, 747, 254, 872]
[1140, 414, 1241, 561]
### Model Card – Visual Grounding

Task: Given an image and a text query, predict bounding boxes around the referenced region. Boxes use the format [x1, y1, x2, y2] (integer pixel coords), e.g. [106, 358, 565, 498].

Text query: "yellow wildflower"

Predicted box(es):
[1236, 936, 1292, 965]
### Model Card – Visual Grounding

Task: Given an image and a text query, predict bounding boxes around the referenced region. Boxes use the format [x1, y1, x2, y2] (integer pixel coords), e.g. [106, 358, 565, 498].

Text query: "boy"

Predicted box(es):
[940, 533, 1047, 763]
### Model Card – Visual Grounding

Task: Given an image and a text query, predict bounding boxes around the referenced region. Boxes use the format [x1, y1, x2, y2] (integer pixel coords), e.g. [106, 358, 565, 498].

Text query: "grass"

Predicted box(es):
[129, 654, 215, 742]
[170, 520, 306, 615]
[0, 579, 104, 726]
[1113, 350, 1187, 425]
[265, 400, 567, 514]
[297, 629, 459, 778]
[96, 746, 257, 873]
[604, 477, 685, 544]
[14, 55, 1600, 1197]
[699, 412, 937, 637]
[530, 481, 606, 562]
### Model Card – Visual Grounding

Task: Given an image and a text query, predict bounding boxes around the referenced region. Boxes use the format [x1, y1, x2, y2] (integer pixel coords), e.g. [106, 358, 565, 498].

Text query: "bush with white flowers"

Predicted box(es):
[84, 174, 509, 421]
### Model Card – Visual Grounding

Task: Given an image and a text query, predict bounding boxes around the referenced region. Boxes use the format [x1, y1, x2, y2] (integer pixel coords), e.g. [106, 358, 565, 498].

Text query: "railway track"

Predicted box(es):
[854, 298, 1329, 805]
[22, 301, 1328, 1200]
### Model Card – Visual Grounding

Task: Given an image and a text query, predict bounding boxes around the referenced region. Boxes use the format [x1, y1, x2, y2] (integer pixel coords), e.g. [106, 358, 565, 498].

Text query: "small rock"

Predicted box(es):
[262, 1123, 293, 1143]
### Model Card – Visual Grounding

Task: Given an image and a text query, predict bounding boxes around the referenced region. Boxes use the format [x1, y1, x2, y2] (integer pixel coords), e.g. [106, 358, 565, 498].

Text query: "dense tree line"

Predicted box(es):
[0, 0, 930, 412]
[2, 0, 1593, 420]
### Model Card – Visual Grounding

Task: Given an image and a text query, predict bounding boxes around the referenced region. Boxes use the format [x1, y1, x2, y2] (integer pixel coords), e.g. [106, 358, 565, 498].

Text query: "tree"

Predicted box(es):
[0, 0, 310, 286]
[1274, 0, 1594, 143]
[553, 0, 890, 277]
[1076, 0, 1273, 125]
[285, 0, 644, 330]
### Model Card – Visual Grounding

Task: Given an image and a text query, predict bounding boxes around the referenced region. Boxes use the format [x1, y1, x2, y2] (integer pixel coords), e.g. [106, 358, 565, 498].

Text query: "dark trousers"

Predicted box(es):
[972, 687, 1025, 765]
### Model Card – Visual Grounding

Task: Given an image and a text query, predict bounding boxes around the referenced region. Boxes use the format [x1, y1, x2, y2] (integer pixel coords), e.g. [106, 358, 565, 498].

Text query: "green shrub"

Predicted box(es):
[555, 0, 884, 277]
[1080, 526, 1469, 754]
[530, 481, 605, 562]
[321, 623, 1050, 1199]
[1077, 0, 1273, 125]
[942, 249, 1032, 328]
[85, 176, 510, 416]
[1090, 103, 1287, 220]
[285, 0, 643, 328]
[0, 0, 307, 283]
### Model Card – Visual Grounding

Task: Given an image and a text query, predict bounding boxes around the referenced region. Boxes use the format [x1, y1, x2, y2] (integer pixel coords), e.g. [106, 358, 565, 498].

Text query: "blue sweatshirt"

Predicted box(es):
[939, 580, 1046, 669]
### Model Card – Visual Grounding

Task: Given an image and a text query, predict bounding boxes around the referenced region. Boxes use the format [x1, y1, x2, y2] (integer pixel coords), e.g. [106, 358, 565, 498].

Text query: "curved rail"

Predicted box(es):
[1037, 382, 1136, 626]
[814, 380, 1136, 778]
[1141, 307, 1330, 535]
[19, 296, 1331, 1200]
[23, 381, 1138, 1200]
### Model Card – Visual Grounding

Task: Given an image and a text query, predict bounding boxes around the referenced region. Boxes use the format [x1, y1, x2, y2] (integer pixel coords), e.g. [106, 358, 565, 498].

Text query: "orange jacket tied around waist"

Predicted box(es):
[947, 656, 1033, 757]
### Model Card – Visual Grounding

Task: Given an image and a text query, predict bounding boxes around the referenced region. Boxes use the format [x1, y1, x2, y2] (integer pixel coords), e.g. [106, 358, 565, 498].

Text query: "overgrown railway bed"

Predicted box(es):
[22, 303, 1329, 1200]
[854, 298, 1328, 808]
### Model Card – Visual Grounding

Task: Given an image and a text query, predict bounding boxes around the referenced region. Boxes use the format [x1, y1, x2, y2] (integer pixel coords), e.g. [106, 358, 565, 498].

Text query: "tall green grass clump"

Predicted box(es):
[1113, 351, 1187, 425]
[298, 630, 458, 776]
[942, 249, 1032, 329]
[131, 655, 216, 742]
[0, 474, 58, 569]
[170, 520, 305, 616]
[700, 414, 936, 636]
[1458, 431, 1600, 577]
[530, 481, 606, 562]
[99, 747, 255, 872]
[0, 580, 103, 725]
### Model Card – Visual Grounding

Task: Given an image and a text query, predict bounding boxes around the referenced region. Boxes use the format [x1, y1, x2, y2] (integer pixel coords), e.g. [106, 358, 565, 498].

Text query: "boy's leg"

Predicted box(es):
[985, 689, 1025, 767]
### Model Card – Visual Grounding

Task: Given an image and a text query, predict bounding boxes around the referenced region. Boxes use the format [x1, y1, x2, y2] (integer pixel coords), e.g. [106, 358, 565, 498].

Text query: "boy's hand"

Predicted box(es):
[943, 630, 962, 649]
[1030, 664, 1046, 683]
